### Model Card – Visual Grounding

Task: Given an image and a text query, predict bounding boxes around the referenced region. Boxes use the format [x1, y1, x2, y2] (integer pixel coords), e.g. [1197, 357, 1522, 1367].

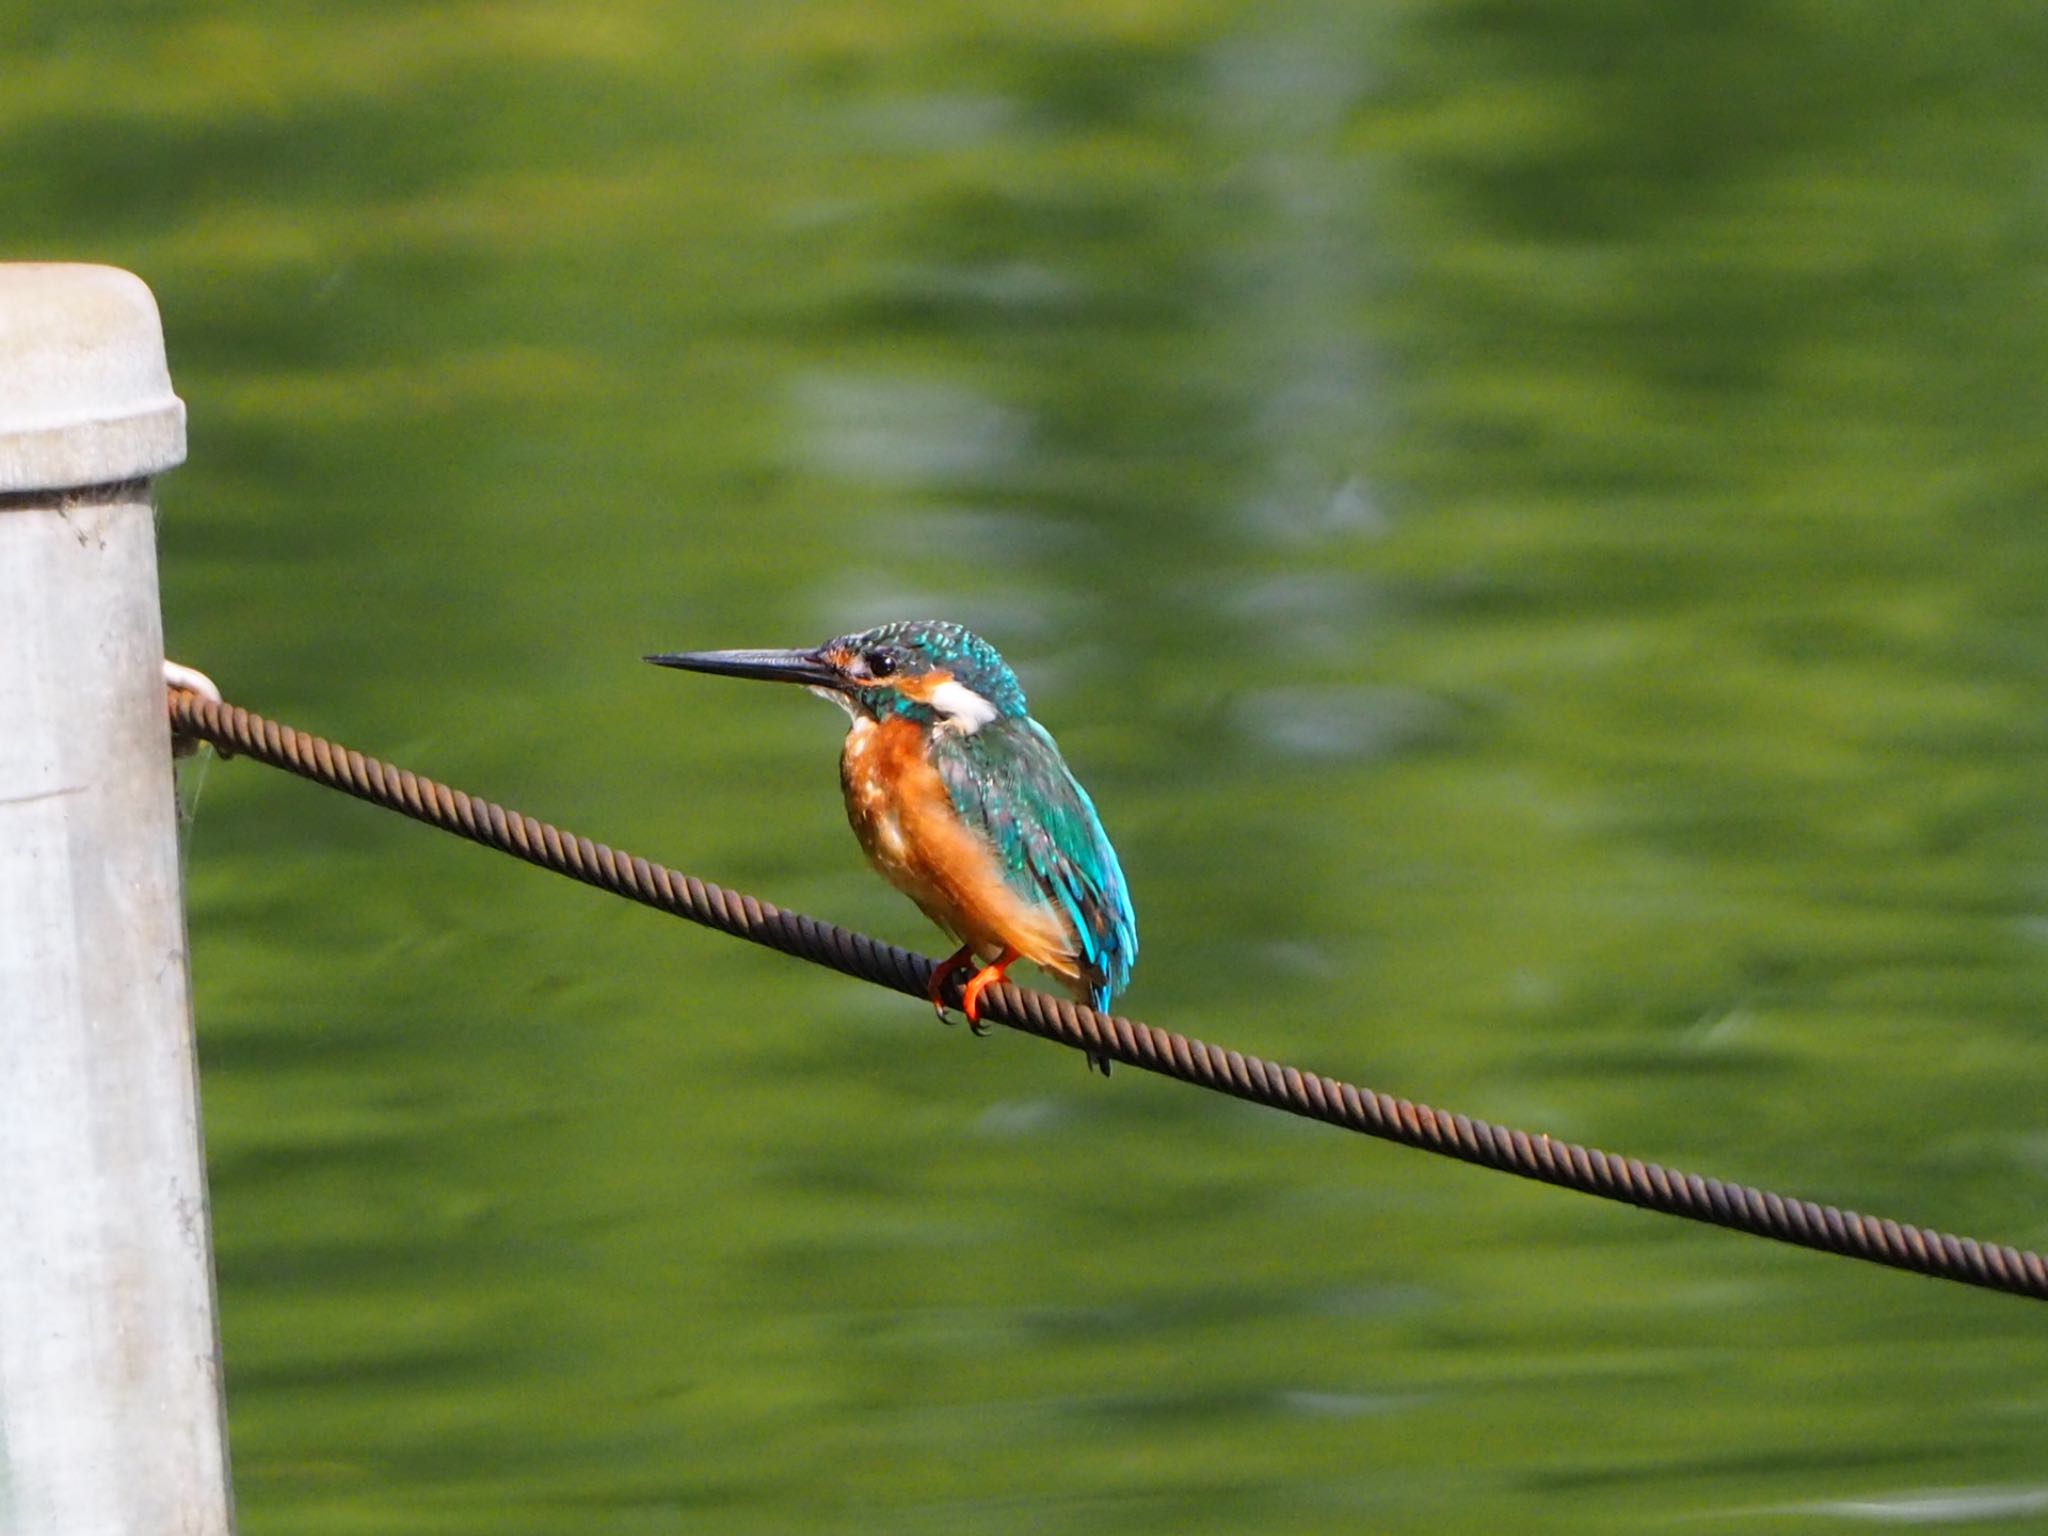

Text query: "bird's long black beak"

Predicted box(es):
[644, 647, 848, 690]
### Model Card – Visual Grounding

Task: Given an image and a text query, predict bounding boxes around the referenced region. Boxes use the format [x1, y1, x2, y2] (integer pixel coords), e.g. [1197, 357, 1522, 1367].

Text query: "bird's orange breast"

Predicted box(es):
[839, 714, 1077, 981]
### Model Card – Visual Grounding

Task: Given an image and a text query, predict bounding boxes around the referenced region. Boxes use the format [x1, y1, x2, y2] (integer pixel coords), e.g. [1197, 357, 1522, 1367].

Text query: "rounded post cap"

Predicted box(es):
[0, 263, 187, 493]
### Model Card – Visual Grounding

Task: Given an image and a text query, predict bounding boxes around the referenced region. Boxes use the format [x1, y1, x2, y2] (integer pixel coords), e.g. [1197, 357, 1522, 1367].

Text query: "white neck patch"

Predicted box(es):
[927, 679, 1000, 734]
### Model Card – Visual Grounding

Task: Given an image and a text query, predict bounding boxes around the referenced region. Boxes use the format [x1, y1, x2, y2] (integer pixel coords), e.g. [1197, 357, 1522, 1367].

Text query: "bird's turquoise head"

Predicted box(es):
[647, 620, 1030, 732]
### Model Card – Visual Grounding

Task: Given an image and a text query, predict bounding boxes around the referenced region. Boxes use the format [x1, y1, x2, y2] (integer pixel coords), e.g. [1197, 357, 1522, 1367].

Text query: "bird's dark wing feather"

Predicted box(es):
[930, 716, 1137, 1009]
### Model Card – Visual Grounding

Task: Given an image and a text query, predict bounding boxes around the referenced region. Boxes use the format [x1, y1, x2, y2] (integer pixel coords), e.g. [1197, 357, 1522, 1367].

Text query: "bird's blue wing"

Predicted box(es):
[931, 716, 1137, 1009]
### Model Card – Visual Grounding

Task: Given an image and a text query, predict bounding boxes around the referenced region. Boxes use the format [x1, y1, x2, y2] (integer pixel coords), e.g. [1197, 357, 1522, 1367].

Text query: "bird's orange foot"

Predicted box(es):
[959, 949, 1019, 1037]
[927, 946, 977, 1021]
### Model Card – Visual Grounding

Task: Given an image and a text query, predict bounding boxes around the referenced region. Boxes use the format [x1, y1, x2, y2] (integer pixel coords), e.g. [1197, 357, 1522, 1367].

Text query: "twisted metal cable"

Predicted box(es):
[167, 688, 2048, 1304]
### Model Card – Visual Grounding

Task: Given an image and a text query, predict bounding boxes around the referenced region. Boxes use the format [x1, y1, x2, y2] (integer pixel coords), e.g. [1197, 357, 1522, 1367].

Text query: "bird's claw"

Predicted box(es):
[927, 945, 975, 1026]
[927, 946, 1015, 1041]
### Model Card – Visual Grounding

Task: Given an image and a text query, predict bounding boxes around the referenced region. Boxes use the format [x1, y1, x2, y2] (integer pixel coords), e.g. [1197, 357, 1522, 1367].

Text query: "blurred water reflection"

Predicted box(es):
[10, 0, 2048, 1530]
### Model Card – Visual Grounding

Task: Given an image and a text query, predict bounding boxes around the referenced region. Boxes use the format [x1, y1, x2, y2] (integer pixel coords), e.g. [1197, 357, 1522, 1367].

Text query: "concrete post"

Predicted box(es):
[0, 266, 234, 1533]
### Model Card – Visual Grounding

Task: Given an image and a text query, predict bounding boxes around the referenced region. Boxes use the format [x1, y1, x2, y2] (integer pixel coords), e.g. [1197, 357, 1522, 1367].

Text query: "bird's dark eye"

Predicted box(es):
[861, 646, 900, 677]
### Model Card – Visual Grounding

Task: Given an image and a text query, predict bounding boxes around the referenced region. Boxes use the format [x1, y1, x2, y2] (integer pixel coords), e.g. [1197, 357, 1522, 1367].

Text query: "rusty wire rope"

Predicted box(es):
[166, 687, 2048, 1304]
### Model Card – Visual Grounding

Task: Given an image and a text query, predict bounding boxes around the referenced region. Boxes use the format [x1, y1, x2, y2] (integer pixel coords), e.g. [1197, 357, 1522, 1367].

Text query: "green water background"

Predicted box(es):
[10, 1, 2048, 1530]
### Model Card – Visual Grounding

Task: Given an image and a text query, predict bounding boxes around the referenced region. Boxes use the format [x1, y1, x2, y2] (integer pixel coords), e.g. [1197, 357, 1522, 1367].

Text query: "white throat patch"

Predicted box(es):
[927, 679, 1000, 734]
[809, 684, 863, 721]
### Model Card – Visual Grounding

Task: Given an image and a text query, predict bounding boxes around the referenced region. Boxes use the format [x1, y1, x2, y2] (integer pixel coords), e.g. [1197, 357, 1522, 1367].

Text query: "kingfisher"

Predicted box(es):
[647, 620, 1136, 1070]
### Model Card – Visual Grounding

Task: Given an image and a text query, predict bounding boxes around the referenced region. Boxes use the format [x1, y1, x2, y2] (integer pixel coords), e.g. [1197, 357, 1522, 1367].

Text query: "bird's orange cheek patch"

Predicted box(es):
[889, 669, 954, 702]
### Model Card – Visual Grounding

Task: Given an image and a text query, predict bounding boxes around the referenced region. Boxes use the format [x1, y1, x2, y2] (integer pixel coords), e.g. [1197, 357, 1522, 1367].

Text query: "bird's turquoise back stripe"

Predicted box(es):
[933, 716, 1137, 1006]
